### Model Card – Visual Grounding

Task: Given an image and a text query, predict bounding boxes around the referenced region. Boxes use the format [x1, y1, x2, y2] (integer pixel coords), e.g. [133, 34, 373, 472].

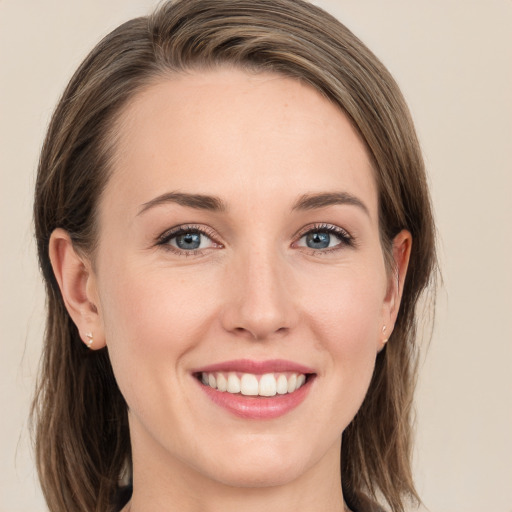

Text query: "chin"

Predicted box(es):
[192, 437, 317, 489]
[205, 459, 306, 489]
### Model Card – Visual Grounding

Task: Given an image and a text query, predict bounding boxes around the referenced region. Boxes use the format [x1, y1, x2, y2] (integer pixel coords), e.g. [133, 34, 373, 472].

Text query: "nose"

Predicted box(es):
[220, 246, 299, 341]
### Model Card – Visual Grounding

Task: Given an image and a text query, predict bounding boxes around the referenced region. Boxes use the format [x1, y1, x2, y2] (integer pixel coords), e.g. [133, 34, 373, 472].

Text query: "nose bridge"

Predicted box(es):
[222, 239, 297, 339]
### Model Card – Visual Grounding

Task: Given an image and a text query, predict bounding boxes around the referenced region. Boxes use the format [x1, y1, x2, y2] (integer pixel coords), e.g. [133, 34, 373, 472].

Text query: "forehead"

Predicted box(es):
[105, 67, 377, 219]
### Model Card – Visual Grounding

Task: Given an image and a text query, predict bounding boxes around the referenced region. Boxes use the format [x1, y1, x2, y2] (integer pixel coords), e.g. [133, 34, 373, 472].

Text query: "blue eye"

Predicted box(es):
[305, 232, 331, 249]
[169, 230, 213, 251]
[174, 232, 202, 250]
[297, 225, 352, 251]
[158, 226, 219, 253]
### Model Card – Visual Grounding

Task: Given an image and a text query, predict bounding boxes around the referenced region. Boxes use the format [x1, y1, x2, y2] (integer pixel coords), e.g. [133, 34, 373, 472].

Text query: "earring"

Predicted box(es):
[382, 325, 389, 344]
[85, 332, 93, 348]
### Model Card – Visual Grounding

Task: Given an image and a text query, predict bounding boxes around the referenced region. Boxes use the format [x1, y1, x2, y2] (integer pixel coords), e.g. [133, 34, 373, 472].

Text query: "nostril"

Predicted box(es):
[229, 325, 290, 341]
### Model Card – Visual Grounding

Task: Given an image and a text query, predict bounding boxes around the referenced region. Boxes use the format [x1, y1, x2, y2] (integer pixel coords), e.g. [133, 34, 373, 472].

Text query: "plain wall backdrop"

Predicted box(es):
[1, 1, 511, 511]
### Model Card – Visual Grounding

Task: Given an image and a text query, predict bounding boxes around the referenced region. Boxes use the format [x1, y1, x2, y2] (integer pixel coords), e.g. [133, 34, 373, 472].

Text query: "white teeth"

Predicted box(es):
[287, 374, 297, 393]
[276, 374, 288, 395]
[227, 372, 241, 393]
[240, 373, 259, 396]
[201, 371, 309, 396]
[216, 373, 227, 392]
[259, 373, 277, 397]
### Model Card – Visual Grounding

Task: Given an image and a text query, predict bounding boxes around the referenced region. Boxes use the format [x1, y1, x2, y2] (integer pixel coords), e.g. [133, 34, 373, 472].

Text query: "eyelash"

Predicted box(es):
[294, 223, 355, 254]
[157, 224, 221, 256]
[156, 223, 354, 256]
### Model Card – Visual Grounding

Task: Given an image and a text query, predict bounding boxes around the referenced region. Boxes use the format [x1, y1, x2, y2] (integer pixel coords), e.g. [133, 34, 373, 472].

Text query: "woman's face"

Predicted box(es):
[89, 69, 402, 488]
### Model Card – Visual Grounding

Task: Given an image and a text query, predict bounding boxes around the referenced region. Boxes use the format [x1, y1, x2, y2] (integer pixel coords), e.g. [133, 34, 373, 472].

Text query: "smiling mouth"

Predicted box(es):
[195, 371, 313, 397]
[192, 360, 316, 419]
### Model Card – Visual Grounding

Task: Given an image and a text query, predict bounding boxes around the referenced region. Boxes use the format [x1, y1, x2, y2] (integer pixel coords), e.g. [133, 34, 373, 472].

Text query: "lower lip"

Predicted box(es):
[196, 377, 314, 420]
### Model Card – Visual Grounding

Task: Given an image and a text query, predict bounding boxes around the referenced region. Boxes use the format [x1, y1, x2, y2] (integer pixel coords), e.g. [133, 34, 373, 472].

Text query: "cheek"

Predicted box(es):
[95, 261, 224, 447]
[96, 260, 214, 395]
[304, 264, 385, 348]
[300, 263, 386, 403]
[99, 257, 210, 337]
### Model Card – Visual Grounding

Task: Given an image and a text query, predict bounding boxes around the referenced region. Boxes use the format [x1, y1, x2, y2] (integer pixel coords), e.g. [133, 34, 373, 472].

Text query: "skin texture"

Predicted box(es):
[50, 68, 411, 512]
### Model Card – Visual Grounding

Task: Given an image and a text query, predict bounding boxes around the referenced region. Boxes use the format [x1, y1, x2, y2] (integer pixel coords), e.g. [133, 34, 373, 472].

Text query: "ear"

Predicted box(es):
[49, 228, 106, 350]
[380, 229, 412, 347]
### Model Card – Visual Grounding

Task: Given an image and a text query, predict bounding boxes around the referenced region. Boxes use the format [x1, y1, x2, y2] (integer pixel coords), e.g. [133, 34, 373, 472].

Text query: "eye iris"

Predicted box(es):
[306, 232, 330, 249]
[176, 232, 201, 250]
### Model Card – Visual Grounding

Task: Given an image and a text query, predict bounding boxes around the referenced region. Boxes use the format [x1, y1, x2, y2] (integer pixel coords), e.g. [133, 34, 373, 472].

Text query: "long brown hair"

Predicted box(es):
[32, 1, 437, 511]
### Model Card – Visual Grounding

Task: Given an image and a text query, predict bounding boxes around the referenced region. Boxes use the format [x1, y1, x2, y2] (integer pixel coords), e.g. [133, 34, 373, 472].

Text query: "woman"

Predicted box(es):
[32, 0, 437, 511]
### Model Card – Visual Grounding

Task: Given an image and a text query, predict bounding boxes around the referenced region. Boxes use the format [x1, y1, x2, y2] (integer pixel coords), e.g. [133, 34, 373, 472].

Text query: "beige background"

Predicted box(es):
[1, 1, 511, 511]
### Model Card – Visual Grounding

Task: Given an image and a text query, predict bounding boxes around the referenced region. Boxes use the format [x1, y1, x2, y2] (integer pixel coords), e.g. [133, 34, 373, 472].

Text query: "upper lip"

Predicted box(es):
[191, 359, 316, 375]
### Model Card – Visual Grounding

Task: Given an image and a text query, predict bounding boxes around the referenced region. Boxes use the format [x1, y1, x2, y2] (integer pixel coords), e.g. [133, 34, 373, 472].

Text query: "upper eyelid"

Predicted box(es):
[157, 224, 219, 243]
[293, 224, 356, 253]
[294, 223, 352, 240]
[156, 225, 222, 256]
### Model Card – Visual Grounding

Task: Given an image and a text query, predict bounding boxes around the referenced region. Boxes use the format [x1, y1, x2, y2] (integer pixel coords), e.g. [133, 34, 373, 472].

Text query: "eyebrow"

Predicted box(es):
[292, 192, 370, 216]
[138, 190, 369, 217]
[138, 192, 227, 215]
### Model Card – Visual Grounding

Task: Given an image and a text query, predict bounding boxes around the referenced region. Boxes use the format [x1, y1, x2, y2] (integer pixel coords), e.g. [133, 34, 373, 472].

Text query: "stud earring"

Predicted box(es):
[382, 325, 389, 344]
[85, 332, 93, 348]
